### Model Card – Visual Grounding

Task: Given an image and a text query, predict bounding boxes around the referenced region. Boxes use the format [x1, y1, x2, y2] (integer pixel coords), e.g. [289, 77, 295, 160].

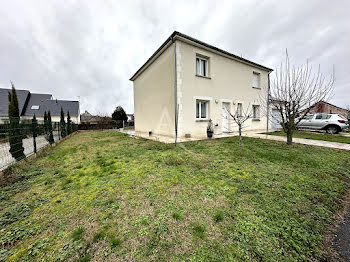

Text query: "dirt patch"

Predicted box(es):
[321, 188, 350, 262]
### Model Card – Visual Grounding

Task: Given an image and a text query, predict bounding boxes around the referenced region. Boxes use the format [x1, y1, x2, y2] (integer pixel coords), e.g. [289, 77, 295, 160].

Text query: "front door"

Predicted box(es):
[222, 103, 230, 133]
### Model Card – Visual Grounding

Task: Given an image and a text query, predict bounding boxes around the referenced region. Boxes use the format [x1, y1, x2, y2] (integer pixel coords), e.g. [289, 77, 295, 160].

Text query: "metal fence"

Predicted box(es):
[0, 117, 77, 171]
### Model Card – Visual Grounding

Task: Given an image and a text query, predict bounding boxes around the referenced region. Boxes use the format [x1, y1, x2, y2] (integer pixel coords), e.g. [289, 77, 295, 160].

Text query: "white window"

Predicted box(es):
[196, 100, 209, 119]
[196, 56, 208, 77]
[31, 105, 40, 110]
[252, 105, 260, 119]
[237, 103, 243, 117]
[253, 72, 260, 88]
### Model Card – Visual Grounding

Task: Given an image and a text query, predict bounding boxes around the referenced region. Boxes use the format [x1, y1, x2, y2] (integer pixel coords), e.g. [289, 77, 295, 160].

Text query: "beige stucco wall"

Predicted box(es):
[133, 44, 175, 137]
[176, 40, 269, 138]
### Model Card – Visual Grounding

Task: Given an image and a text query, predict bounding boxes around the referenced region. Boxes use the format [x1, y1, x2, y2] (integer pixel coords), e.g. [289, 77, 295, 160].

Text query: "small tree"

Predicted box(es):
[67, 111, 71, 135]
[47, 111, 54, 144]
[262, 51, 334, 145]
[60, 107, 66, 138]
[43, 111, 48, 134]
[225, 104, 252, 150]
[32, 114, 37, 153]
[8, 83, 25, 161]
[112, 106, 127, 127]
[346, 105, 350, 131]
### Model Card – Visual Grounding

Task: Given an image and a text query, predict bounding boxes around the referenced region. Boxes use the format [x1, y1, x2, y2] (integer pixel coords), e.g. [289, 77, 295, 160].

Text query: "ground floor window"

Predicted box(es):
[196, 100, 209, 119]
[252, 105, 260, 119]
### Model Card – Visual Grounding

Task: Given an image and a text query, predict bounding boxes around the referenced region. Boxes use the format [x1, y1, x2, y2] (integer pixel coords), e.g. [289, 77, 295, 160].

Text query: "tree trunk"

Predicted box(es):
[286, 129, 293, 145]
[238, 124, 242, 150]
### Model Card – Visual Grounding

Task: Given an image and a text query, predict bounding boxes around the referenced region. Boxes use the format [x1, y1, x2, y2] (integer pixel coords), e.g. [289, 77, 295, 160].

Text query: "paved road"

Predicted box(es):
[0, 135, 54, 170]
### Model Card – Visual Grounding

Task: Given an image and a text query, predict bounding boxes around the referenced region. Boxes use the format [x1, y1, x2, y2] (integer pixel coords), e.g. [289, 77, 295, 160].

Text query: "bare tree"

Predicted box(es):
[223, 103, 252, 150]
[262, 51, 334, 145]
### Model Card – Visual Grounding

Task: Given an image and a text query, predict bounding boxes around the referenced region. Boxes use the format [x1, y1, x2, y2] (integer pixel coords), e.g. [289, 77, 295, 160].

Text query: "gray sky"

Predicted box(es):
[0, 0, 349, 115]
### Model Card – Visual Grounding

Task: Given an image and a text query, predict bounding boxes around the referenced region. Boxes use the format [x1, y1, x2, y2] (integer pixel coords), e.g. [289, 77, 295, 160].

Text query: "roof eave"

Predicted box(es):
[129, 31, 273, 81]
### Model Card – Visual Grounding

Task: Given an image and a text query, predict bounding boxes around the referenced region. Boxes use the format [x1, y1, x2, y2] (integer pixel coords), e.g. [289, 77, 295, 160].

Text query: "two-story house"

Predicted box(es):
[130, 31, 272, 139]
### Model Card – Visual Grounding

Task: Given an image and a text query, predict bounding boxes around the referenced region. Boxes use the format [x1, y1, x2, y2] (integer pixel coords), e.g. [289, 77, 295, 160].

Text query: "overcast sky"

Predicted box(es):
[0, 0, 349, 115]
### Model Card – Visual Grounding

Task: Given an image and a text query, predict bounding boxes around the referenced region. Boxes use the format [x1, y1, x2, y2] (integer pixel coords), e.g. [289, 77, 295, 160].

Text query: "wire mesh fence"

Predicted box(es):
[0, 117, 77, 171]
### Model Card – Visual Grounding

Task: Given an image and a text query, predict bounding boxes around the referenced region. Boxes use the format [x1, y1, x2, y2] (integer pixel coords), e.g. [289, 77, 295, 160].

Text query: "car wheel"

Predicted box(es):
[326, 126, 338, 134]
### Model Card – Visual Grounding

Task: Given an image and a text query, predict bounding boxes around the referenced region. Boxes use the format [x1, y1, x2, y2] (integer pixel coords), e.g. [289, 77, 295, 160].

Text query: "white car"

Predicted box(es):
[297, 113, 348, 134]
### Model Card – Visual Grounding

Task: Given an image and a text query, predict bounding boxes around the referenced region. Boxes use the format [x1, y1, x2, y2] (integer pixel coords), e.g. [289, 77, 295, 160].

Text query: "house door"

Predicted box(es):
[271, 109, 282, 129]
[222, 103, 230, 133]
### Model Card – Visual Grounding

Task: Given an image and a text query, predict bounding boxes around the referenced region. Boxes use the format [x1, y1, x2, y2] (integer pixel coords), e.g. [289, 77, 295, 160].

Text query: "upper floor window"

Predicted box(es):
[31, 105, 40, 110]
[196, 56, 208, 77]
[252, 72, 260, 89]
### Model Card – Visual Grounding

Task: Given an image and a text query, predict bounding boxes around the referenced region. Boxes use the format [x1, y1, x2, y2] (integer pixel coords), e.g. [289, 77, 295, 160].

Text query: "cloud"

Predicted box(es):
[0, 0, 349, 115]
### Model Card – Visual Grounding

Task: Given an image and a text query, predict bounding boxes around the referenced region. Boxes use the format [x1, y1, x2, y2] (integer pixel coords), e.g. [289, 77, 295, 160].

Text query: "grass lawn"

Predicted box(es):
[266, 130, 350, 144]
[1, 131, 350, 261]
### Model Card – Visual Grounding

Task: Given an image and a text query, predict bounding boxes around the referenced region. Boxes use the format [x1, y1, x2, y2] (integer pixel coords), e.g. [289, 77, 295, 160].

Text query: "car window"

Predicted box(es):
[303, 114, 313, 120]
[326, 114, 332, 119]
[315, 114, 323, 119]
[338, 115, 347, 120]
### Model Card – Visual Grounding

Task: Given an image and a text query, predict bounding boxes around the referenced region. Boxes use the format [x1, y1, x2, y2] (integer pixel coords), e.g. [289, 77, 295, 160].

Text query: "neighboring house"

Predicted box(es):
[80, 110, 94, 122]
[126, 114, 134, 126]
[300, 101, 350, 119]
[130, 31, 272, 139]
[0, 88, 80, 124]
[80, 111, 113, 125]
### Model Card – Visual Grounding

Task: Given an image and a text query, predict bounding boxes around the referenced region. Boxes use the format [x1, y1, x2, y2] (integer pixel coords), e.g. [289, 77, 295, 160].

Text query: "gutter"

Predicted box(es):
[172, 36, 178, 144]
[266, 71, 271, 132]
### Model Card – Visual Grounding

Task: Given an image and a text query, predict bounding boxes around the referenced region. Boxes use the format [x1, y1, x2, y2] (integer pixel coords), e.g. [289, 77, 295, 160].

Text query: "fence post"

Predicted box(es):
[32, 117, 37, 155]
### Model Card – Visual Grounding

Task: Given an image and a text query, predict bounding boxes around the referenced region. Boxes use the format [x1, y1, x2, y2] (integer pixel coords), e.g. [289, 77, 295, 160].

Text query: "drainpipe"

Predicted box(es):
[266, 71, 271, 133]
[172, 37, 178, 145]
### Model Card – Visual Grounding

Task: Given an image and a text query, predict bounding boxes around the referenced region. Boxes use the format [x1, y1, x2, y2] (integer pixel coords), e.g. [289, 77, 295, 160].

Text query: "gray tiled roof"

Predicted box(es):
[0, 88, 30, 116]
[0, 88, 79, 117]
[44, 100, 79, 117]
[23, 93, 52, 116]
[25, 99, 79, 117]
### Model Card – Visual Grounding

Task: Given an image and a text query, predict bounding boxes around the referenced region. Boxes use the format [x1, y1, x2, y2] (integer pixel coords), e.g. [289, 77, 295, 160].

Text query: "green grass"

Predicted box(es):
[266, 130, 350, 144]
[1, 130, 350, 261]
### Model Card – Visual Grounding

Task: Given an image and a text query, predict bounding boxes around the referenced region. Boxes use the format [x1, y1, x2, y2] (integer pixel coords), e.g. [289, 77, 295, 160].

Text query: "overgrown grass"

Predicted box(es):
[1, 130, 350, 261]
[266, 130, 350, 144]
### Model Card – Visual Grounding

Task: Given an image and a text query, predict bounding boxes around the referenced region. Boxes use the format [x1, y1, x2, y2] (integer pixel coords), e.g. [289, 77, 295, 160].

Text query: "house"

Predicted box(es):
[130, 31, 272, 139]
[299, 101, 349, 119]
[80, 110, 94, 122]
[80, 111, 113, 125]
[0, 88, 80, 124]
[126, 114, 134, 126]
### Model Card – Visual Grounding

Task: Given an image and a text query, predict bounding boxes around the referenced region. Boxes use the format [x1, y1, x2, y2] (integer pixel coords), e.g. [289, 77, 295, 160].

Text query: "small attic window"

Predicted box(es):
[31, 105, 40, 110]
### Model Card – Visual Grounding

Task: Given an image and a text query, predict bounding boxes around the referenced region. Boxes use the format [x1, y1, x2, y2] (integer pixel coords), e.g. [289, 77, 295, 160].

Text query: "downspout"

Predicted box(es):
[266, 71, 271, 132]
[172, 37, 178, 145]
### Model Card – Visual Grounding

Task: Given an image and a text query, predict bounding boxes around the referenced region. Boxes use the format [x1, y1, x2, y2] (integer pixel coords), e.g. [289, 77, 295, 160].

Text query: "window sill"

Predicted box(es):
[252, 118, 261, 121]
[195, 119, 210, 122]
[252, 87, 261, 90]
[196, 74, 211, 79]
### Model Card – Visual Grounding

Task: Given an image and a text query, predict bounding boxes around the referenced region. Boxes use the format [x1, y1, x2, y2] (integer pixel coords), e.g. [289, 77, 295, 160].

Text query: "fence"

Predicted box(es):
[0, 117, 77, 171]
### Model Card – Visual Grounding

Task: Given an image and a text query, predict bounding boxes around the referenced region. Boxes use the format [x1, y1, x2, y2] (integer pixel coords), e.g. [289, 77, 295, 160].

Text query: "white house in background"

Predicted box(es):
[0, 88, 80, 124]
[130, 31, 273, 139]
